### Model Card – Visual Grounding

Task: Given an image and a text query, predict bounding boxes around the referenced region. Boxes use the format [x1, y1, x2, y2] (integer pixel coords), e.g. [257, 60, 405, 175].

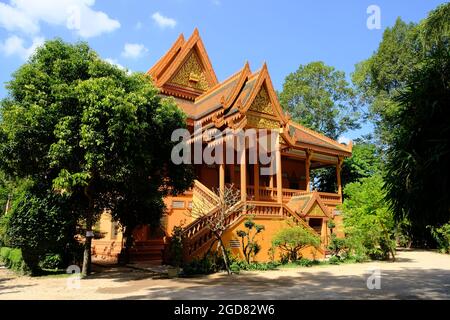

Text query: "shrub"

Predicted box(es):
[168, 226, 184, 267]
[0, 247, 29, 273]
[236, 217, 265, 263]
[327, 234, 348, 258]
[182, 256, 219, 276]
[430, 222, 450, 254]
[272, 225, 320, 262]
[5, 188, 79, 274]
[39, 254, 63, 270]
[342, 175, 397, 261]
[295, 258, 314, 267]
[228, 260, 280, 273]
[328, 255, 341, 265]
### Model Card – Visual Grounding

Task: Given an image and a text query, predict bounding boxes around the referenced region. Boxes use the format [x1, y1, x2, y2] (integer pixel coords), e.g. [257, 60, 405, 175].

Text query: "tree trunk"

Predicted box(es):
[82, 185, 94, 278]
[119, 226, 134, 265]
[82, 233, 92, 277]
[216, 235, 231, 275]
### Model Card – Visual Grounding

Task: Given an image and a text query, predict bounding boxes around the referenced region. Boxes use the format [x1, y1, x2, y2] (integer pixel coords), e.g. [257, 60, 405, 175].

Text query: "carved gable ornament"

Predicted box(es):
[307, 203, 327, 217]
[169, 51, 210, 91]
[249, 86, 274, 115]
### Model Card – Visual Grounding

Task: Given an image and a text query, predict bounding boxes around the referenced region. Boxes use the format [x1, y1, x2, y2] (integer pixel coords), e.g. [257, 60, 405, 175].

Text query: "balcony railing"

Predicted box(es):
[246, 186, 341, 204]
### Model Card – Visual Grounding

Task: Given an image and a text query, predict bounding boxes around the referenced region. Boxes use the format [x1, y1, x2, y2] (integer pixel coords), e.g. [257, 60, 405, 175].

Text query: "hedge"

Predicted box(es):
[0, 247, 30, 274]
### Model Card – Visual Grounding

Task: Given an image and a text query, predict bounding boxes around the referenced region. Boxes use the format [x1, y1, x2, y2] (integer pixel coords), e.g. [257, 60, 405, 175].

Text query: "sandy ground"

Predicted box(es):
[1, 249, 449, 300]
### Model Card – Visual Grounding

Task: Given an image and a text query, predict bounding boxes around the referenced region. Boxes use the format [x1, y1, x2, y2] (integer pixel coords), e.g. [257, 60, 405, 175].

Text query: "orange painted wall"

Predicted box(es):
[163, 194, 195, 235]
[218, 216, 325, 262]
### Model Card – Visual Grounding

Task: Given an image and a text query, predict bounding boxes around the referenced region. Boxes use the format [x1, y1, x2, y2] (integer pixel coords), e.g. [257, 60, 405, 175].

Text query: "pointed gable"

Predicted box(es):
[249, 86, 275, 115]
[148, 29, 218, 101]
[287, 191, 333, 219]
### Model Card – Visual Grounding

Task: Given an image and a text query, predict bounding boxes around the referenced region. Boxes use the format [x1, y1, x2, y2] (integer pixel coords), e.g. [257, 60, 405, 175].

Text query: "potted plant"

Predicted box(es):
[167, 225, 183, 278]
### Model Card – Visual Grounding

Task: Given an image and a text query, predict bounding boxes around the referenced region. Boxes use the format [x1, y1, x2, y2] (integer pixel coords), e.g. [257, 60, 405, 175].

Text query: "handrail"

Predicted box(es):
[182, 183, 334, 258]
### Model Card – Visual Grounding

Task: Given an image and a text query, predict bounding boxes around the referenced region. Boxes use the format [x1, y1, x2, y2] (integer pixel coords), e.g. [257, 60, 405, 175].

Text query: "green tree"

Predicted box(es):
[342, 175, 396, 261]
[272, 224, 320, 262]
[352, 18, 421, 145]
[384, 4, 450, 244]
[280, 61, 360, 140]
[313, 141, 383, 193]
[236, 217, 265, 263]
[0, 39, 193, 276]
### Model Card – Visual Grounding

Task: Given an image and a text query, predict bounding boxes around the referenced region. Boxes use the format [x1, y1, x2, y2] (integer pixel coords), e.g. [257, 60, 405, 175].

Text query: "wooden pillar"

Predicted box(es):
[219, 163, 225, 195]
[276, 132, 283, 204]
[240, 147, 247, 202]
[305, 149, 313, 192]
[254, 163, 260, 201]
[321, 219, 328, 246]
[336, 156, 343, 196]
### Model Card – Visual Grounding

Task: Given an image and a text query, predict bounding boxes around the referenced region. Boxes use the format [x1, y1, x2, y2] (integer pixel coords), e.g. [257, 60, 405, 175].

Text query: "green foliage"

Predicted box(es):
[229, 260, 280, 273]
[295, 258, 315, 267]
[4, 187, 79, 273]
[328, 255, 341, 265]
[327, 234, 348, 258]
[0, 39, 194, 274]
[430, 222, 450, 254]
[0, 247, 29, 274]
[352, 18, 421, 145]
[272, 225, 320, 262]
[383, 4, 450, 244]
[169, 226, 184, 267]
[313, 142, 383, 193]
[236, 217, 265, 263]
[182, 251, 225, 276]
[342, 175, 396, 260]
[280, 61, 360, 140]
[39, 254, 64, 270]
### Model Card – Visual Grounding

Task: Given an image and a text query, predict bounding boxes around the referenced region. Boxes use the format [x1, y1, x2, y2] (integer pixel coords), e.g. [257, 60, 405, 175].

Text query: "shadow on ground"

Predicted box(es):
[91, 267, 450, 300]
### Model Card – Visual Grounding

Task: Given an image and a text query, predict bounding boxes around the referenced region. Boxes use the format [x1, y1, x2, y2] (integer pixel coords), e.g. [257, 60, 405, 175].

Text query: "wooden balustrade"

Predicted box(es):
[183, 183, 340, 257]
[317, 192, 341, 204]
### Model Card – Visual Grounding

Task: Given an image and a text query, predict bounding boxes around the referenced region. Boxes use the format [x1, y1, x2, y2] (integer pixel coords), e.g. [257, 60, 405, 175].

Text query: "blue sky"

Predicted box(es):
[0, 0, 446, 141]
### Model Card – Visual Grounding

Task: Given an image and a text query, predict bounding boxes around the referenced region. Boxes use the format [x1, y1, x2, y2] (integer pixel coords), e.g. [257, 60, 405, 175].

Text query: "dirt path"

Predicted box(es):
[1, 250, 449, 300]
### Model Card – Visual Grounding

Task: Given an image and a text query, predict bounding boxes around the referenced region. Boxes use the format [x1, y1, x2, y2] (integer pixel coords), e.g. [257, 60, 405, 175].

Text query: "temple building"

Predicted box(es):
[92, 29, 352, 264]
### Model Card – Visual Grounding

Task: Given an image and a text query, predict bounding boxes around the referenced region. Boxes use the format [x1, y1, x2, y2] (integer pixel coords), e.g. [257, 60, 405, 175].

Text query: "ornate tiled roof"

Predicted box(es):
[148, 29, 352, 158]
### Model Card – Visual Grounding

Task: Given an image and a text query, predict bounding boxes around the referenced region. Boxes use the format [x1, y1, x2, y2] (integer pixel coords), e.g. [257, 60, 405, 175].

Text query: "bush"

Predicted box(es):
[0, 247, 29, 273]
[5, 188, 79, 274]
[182, 256, 220, 276]
[168, 226, 184, 267]
[228, 260, 280, 273]
[39, 254, 63, 270]
[272, 224, 320, 262]
[295, 258, 314, 267]
[328, 255, 341, 265]
[342, 175, 397, 261]
[430, 222, 450, 254]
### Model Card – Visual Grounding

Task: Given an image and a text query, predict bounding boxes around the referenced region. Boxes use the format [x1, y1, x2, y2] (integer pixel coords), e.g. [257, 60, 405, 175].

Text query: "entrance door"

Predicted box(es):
[308, 218, 323, 235]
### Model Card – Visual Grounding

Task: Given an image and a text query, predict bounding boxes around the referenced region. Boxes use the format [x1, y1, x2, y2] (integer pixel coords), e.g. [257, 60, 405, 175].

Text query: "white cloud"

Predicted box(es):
[0, 2, 39, 34]
[212, 0, 221, 6]
[121, 43, 148, 59]
[105, 58, 126, 71]
[0, 0, 120, 38]
[0, 35, 44, 60]
[151, 12, 176, 29]
[338, 136, 351, 145]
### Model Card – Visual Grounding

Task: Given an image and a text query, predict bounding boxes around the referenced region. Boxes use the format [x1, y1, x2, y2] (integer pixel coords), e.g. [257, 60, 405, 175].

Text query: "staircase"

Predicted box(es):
[128, 239, 165, 264]
[182, 180, 326, 260]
